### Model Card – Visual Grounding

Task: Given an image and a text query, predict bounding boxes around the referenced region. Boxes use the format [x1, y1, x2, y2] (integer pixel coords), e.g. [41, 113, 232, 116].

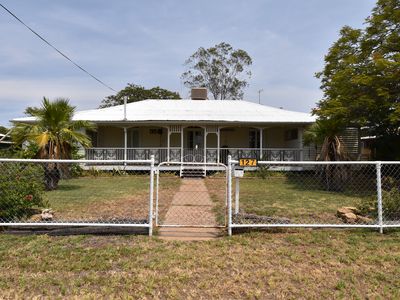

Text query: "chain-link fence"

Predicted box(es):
[228, 159, 400, 235]
[0, 158, 155, 235]
[155, 162, 227, 227]
[3, 157, 399, 237]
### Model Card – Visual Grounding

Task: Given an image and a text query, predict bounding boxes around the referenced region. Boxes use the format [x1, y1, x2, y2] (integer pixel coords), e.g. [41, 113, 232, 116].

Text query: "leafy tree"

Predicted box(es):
[99, 84, 180, 108]
[12, 98, 94, 190]
[181, 42, 252, 100]
[0, 126, 8, 134]
[314, 0, 400, 159]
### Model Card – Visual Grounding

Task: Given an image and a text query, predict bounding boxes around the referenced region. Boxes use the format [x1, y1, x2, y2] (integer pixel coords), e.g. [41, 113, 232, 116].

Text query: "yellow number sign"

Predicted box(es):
[239, 158, 257, 167]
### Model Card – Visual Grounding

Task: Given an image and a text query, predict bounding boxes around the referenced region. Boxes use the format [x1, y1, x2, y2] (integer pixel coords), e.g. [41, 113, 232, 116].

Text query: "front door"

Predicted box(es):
[185, 129, 204, 162]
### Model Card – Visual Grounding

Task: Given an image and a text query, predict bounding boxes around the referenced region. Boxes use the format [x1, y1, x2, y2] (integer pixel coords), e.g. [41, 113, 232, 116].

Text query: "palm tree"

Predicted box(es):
[303, 118, 349, 191]
[303, 119, 348, 162]
[12, 97, 94, 190]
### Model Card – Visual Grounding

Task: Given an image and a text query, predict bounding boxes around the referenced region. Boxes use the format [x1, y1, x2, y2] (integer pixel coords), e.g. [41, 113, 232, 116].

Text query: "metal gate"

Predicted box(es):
[0, 158, 155, 235]
[155, 161, 228, 227]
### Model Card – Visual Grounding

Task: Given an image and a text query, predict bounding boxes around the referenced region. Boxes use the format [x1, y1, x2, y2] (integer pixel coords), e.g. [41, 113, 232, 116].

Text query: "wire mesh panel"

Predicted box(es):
[156, 162, 227, 227]
[0, 159, 153, 228]
[380, 163, 400, 227]
[230, 162, 383, 229]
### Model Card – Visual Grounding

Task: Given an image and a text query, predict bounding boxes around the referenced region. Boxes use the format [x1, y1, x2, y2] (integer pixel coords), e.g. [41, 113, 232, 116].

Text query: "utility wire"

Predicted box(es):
[0, 3, 116, 92]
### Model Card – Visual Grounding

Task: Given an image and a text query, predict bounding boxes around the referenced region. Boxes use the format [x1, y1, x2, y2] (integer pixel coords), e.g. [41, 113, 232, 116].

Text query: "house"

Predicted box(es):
[0, 133, 13, 150]
[12, 88, 319, 167]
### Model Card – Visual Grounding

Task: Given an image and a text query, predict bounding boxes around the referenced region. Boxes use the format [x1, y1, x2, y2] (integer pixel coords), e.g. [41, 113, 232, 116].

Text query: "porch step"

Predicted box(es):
[180, 166, 206, 178]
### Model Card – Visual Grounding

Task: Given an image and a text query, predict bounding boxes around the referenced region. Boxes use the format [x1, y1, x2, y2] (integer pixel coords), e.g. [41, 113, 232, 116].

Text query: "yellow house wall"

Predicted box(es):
[95, 125, 302, 149]
[138, 127, 167, 147]
[97, 127, 124, 147]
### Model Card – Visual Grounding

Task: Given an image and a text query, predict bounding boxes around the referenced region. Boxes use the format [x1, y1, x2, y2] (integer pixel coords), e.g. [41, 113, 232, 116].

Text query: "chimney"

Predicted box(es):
[191, 88, 207, 100]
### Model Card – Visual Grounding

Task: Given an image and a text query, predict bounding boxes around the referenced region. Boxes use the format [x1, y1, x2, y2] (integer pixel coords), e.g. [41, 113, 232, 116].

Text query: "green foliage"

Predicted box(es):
[315, 0, 400, 159]
[358, 175, 400, 219]
[0, 126, 8, 134]
[12, 97, 94, 160]
[381, 189, 400, 219]
[0, 148, 17, 158]
[181, 42, 252, 100]
[99, 84, 180, 108]
[256, 165, 270, 179]
[0, 163, 47, 220]
[303, 119, 348, 161]
[11, 98, 94, 190]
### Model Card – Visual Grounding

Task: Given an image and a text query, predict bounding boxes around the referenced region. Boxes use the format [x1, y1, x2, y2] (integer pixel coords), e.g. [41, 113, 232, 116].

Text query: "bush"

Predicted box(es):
[382, 189, 400, 219]
[256, 165, 270, 179]
[358, 186, 400, 220]
[0, 163, 47, 220]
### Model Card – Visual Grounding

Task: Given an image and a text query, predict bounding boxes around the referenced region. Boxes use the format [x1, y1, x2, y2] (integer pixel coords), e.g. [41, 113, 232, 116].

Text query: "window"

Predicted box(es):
[249, 130, 260, 148]
[285, 129, 298, 141]
[188, 130, 203, 148]
[87, 130, 98, 147]
[128, 129, 139, 147]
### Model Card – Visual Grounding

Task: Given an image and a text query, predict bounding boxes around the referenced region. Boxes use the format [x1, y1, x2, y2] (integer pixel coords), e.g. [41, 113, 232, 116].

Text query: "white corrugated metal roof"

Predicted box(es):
[11, 99, 316, 124]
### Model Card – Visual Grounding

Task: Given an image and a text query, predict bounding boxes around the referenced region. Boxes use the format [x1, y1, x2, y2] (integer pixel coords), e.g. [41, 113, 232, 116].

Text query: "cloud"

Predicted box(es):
[0, 77, 110, 126]
[0, 0, 377, 127]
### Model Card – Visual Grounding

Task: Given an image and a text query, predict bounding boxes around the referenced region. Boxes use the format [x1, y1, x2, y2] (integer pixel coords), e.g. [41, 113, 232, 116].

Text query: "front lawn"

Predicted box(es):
[236, 174, 375, 223]
[40, 175, 152, 222]
[0, 230, 398, 298]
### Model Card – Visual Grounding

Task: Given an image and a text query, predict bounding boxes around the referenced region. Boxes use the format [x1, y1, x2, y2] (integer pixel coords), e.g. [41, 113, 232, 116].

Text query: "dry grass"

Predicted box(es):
[41, 176, 150, 222]
[156, 174, 183, 225]
[205, 175, 228, 226]
[237, 176, 374, 223]
[0, 229, 399, 299]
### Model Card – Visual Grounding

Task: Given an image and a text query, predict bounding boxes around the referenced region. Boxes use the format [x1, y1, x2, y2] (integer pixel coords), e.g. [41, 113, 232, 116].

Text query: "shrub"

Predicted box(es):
[381, 189, 400, 219]
[256, 165, 270, 179]
[0, 163, 47, 220]
[357, 187, 400, 220]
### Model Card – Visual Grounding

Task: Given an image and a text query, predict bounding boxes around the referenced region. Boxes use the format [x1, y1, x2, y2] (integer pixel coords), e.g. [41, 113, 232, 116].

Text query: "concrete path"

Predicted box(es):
[158, 178, 221, 241]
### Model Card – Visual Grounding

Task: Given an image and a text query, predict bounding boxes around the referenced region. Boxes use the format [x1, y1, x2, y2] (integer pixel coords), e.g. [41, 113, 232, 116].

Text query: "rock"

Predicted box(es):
[337, 208, 349, 217]
[337, 207, 360, 216]
[337, 206, 373, 224]
[356, 215, 374, 224]
[342, 206, 360, 214]
[41, 209, 53, 221]
[342, 212, 358, 223]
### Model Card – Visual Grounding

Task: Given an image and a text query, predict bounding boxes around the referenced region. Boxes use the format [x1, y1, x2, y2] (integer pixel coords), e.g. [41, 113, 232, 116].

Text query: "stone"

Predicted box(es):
[356, 215, 374, 224]
[342, 212, 358, 223]
[41, 209, 53, 221]
[337, 207, 360, 216]
[342, 206, 360, 214]
[337, 207, 350, 217]
[337, 206, 373, 224]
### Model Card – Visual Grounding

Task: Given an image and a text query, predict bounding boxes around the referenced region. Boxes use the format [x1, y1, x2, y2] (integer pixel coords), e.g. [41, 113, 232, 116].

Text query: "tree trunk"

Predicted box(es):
[43, 164, 60, 191]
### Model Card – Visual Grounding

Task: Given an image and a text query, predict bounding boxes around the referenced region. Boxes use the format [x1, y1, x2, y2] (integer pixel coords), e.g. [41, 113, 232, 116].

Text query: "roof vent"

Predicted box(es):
[191, 88, 207, 100]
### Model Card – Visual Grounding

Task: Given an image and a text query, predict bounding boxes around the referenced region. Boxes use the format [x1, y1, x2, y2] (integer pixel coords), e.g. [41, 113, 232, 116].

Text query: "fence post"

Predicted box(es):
[376, 161, 383, 234]
[228, 155, 232, 236]
[148, 155, 155, 236]
[235, 176, 240, 215]
[155, 162, 160, 227]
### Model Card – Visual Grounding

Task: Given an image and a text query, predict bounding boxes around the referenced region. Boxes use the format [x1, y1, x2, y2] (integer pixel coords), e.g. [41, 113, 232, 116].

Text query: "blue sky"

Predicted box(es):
[0, 0, 376, 126]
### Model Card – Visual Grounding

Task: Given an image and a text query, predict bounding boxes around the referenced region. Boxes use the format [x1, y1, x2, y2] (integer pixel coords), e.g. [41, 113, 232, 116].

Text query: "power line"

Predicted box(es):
[0, 3, 116, 92]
